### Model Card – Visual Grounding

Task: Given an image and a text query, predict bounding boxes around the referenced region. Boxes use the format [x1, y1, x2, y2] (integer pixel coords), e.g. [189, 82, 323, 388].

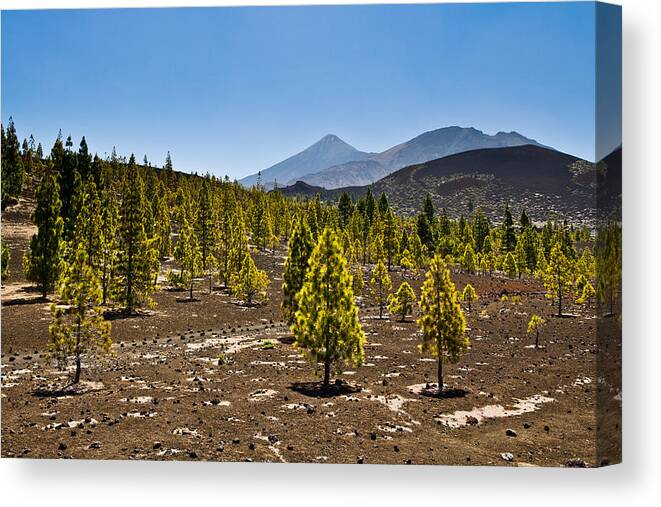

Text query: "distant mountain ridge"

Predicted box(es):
[298, 127, 551, 188]
[277, 144, 596, 225]
[239, 126, 551, 190]
[239, 134, 373, 188]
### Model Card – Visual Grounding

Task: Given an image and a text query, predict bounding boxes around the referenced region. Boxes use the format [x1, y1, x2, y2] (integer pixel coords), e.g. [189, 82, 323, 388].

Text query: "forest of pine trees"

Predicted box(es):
[1, 120, 621, 387]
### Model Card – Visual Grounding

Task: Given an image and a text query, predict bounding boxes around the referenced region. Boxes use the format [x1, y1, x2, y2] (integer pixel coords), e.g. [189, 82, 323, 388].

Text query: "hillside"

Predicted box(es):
[278, 144, 598, 226]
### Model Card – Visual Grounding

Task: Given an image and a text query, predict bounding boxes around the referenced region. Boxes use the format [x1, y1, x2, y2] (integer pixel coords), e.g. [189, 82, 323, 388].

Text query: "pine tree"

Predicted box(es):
[418, 254, 468, 395]
[292, 227, 365, 386]
[174, 198, 203, 300]
[577, 281, 595, 307]
[49, 243, 111, 384]
[501, 204, 516, 253]
[423, 193, 435, 224]
[1, 118, 25, 207]
[544, 242, 575, 316]
[382, 208, 397, 271]
[387, 281, 416, 322]
[116, 156, 158, 313]
[504, 251, 518, 279]
[198, 180, 216, 269]
[281, 215, 314, 324]
[232, 251, 269, 305]
[25, 163, 64, 297]
[72, 180, 103, 272]
[462, 243, 476, 274]
[154, 182, 172, 259]
[527, 314, 545, 349]
[338, 192, 354, 228]
[399, 248, 415, 273]
[98, 183, 120, 305]
[462, 283, 477, 311]
[595, 221, 621, 316]
[370, 260, 392, 319]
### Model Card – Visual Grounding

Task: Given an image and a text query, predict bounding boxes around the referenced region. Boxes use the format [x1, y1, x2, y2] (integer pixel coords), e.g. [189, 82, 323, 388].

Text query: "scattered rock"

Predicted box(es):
[505, 429, 517, 437]
[58, 442, 67, 451]
[153, 442, 162, 449]
[88, 441, 102, 449]
[501, 452, 514, 462]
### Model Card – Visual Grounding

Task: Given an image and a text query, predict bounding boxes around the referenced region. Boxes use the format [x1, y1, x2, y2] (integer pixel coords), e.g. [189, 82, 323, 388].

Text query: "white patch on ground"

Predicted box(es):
[249, 389, 278, 401]
[172, 427, 200, 437]
[368, 394, 416, 413]
[434, 395, 556, 428]
[120, 396, 153, 404]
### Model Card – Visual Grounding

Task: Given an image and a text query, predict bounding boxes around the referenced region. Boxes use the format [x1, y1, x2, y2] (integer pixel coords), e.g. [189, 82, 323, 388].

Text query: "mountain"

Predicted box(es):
[297, 126, 550, 189]
[239, 134, 373, 189]
[278, 144, 596, 225]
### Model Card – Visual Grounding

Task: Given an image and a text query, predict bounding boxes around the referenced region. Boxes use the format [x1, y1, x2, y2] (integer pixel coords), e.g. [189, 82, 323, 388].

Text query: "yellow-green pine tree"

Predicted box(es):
[370, 259, 392, 319]
[49, 243, 111, 384]
[293, 227, 365, 386]
[418, 254, 468, 395]
[387, 281, 416, 322]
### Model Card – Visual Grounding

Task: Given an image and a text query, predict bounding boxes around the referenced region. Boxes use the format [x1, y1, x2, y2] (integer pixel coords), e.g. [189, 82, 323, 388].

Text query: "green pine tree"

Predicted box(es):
[292, 227, 365, 386]
[49, 243, 111, 384]
[25, 163, 64, 297]
[232, 250, 269, 305]
[281, 215, 314, 324]
[370, 259, 392, 319]
[387, 281, 416, 322]
[418, 254, 468, 395]
[116, 156, 158, 313]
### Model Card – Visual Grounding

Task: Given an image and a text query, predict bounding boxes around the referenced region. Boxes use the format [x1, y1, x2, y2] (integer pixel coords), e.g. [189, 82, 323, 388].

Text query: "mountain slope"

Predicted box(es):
[298, 126, 550, 189]
[239, 134, 373, 188]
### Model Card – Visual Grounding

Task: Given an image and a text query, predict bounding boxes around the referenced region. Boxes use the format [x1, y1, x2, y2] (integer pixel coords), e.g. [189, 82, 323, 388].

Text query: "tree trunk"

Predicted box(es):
[535, 330, 539, 349]
[558, 288, 563, 317]
[323, 360, 331, 387]
[73, 319, 82, 384]
[437, 356, 443, 396]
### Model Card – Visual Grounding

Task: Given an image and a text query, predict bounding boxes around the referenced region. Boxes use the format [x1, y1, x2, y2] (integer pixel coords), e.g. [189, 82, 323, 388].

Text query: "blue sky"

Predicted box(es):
[2, 3, 619, 178]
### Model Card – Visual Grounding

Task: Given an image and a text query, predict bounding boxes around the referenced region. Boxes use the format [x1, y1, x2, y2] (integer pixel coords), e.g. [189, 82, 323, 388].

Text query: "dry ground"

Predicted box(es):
[1, 199, 621, 466]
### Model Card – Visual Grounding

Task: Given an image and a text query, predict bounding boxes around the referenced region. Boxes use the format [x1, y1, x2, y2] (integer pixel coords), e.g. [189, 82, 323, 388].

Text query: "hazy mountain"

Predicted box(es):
[239, 134, 373, 188]
[278, 145, 595, 225]
[298, 126, 550, 189]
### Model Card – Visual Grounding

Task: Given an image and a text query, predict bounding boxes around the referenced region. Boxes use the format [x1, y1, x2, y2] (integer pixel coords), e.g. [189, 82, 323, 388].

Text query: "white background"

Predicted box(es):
[0, 0, 658, 505]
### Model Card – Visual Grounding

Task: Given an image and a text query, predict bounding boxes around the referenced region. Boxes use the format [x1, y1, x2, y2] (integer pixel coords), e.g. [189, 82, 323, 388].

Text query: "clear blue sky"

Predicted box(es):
[2, 3, 620, 178]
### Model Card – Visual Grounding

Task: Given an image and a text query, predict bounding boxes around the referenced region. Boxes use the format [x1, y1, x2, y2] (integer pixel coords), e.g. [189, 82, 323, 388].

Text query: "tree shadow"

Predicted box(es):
[103, 309, 148, 321]
[416, 385, 469, 399]
[290, 380, 361, 398]
[32, 381, 103, 398]
[2, 295, 47, 307]
[175, 297, 201, 303]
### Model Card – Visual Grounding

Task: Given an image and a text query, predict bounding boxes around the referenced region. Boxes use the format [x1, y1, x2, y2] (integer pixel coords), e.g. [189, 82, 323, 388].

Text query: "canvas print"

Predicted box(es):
[0, 2, 621, 467]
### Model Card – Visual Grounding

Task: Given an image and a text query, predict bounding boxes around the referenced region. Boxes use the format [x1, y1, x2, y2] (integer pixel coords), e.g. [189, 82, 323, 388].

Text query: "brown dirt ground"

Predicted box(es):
[1, 199, 621, 466]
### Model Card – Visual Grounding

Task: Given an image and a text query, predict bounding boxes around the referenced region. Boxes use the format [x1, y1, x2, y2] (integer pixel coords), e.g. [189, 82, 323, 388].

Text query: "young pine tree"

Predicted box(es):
[25, 164, 64, 297]
[544, 242, 575, 316]
[527, 314, 545, 349]
[387, 281, 416, 322]
[292, 227, 365, 386]
[370, 260, 392, 319]
[462, 283, 478, 311]
[281, 216, 314, 324]
[504, 251, 518, 279]
[232, 251, 269, 305]
[462, 243, 476, 274]
[418, 254, 468, 395]
[49, 243, 111, 384]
